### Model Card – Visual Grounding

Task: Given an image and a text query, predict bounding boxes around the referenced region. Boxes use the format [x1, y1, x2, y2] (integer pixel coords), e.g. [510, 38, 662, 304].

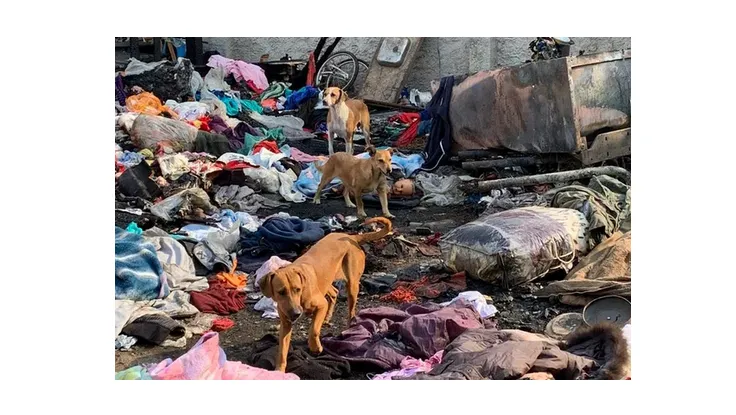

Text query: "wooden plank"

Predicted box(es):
[359, 37, 423, 102]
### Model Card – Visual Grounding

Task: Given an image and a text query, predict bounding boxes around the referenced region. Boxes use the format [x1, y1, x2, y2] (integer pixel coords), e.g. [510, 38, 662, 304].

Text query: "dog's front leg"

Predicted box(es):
[343, 187, 356, 208]
[345, 130, 354, 155]
[327, 129, 335, 155]
[377, 184, 395, 218]
[355, 191, 368, 218]
[276, 313, 293, 372]
[308, 298, 328, 355]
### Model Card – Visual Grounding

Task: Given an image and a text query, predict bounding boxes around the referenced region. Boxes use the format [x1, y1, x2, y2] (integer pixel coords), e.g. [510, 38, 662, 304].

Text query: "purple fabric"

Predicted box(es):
[321, 301, 483, 370]
[115, 74, 127, 106]
[208, 116, 263, 152]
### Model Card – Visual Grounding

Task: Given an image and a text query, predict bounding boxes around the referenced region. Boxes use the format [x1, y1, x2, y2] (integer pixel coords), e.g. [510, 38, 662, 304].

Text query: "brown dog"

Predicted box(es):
[313, 146, 395, 219]
[258, 217, 392, 372]
[323, 86, 371, 155]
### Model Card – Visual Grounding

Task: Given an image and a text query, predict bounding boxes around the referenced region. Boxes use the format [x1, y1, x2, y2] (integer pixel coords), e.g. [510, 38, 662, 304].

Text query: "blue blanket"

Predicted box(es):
[241, 217, 325, 254]
[115, 227, 169, 301]
[285, 86, 320, 110]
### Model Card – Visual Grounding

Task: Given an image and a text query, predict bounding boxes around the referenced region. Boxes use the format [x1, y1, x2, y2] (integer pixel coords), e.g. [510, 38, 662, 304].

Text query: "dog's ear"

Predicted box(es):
[339, 89, 348, 102]
[295, 266, 312, 298]
[367, 145, 377, 156]
[259, 272, 275, 298]
[386, 147, 394, 155]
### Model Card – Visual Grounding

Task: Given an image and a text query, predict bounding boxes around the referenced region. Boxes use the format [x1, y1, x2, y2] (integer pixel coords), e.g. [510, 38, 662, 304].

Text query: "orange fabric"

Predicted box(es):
[126, 92, 178, 118]
[216, 258, 247, 290]
[380, 287, 417, 303]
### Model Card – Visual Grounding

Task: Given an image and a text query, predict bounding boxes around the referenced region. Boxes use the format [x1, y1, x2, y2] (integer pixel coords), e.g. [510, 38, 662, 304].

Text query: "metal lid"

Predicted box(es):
[583, 295, 631, 327]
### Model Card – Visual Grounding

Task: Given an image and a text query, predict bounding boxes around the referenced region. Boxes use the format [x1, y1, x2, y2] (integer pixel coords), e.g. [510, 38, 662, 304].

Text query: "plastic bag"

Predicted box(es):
[190, 71, 203, 98]
[440, 207, 589, 288]
[275, 169, 306, 203]
[124, 58, 166, 76]
[150, 188, 216, 222]
[416, 173, 464, 206]
[242, 167, 280, 194]
[164, 100, 208, 121]
[129, 114, 198, 151]
[204, 67, 231, 92]
[123, 57, 194, 102]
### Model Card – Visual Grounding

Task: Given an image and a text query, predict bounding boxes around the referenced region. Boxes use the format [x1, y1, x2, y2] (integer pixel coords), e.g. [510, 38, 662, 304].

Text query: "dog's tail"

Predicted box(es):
[353, 217, 392, 244]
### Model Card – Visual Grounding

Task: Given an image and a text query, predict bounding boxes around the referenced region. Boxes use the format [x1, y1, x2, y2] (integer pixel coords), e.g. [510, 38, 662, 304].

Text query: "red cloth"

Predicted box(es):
[246, 80, 264, 94]
[382, 272, 468, 303]
[390, 113, 422, 147]
[252, 140, 280, 155]
[389, 113, 420, 124]
[211, 317, 235, 332]
[190, 281, 246, 315]
[223, 160, 258, 170]
[395, 121, 420, 147]
[306, 52, 316, 86]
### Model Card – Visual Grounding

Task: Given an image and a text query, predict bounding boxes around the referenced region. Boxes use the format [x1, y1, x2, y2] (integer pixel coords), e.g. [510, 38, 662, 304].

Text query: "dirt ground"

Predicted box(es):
[115, 195, 578, 378]
[115, 133, 583, 379]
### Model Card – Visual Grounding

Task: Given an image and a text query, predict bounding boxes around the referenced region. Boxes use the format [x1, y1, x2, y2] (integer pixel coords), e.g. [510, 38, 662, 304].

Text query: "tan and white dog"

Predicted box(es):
[323, 87, 371, 155]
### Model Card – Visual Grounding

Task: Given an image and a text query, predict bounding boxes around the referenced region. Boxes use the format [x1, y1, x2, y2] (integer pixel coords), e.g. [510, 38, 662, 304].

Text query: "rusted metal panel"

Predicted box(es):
[570, 52, 631, 129]
[449, 49, 631, 159]
[450, 57, 579, 154]
[580, 128, 631, 165]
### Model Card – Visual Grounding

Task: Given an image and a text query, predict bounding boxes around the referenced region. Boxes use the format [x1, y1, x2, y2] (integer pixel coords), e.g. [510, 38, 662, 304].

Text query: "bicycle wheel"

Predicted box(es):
[316, 51, 359, 90]
[336, 58, 369, 95]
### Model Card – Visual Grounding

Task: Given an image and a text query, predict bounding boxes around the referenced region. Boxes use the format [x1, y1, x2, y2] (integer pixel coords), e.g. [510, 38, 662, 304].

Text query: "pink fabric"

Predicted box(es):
[372, 350, 444, 380]
[255, 256, 292, 287]
[207, 55, 269, 91]
[149, 332, 299, 380]
[288, 147, 324, 163]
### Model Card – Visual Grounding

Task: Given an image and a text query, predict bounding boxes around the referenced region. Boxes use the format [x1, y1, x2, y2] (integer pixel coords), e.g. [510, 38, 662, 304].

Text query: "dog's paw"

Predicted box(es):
[383, 212, 396, 219]
[346, 202, 357, 208]
[357, 211, 368, 219]
[313, 198, 321, 205]
[308, 342, 324, 355]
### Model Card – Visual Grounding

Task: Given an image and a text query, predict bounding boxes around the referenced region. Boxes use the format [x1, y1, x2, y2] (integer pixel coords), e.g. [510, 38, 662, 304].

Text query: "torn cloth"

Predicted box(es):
[245, 334, 351, 380]
[548, 175, 631, 246]
[533, 231, 631, 306]
[406, 324, 629, 380]
[372, 350, 444, 380]
[148, 332, 299, 380]
[321, 302, 484, 370]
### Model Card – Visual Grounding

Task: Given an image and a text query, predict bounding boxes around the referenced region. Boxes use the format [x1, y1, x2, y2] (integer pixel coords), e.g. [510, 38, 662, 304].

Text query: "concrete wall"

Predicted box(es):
[203, 37, 630, 91]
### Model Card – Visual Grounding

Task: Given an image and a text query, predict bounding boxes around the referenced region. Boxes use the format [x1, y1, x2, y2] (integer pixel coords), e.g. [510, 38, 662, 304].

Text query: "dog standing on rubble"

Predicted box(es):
[313, 146, 395, 219]
[258, 217, 392, 372]
[323, 86, 371, 155]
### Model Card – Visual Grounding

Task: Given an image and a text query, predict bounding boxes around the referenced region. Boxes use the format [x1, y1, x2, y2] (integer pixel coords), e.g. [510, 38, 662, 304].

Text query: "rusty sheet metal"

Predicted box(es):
[450, 58, 579, 154]
[570, 50, 631, 148]
[580, 128, 631, 165]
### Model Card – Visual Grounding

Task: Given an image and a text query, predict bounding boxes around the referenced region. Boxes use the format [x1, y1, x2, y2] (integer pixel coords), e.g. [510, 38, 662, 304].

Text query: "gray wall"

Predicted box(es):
[202, 37, 630, 90]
